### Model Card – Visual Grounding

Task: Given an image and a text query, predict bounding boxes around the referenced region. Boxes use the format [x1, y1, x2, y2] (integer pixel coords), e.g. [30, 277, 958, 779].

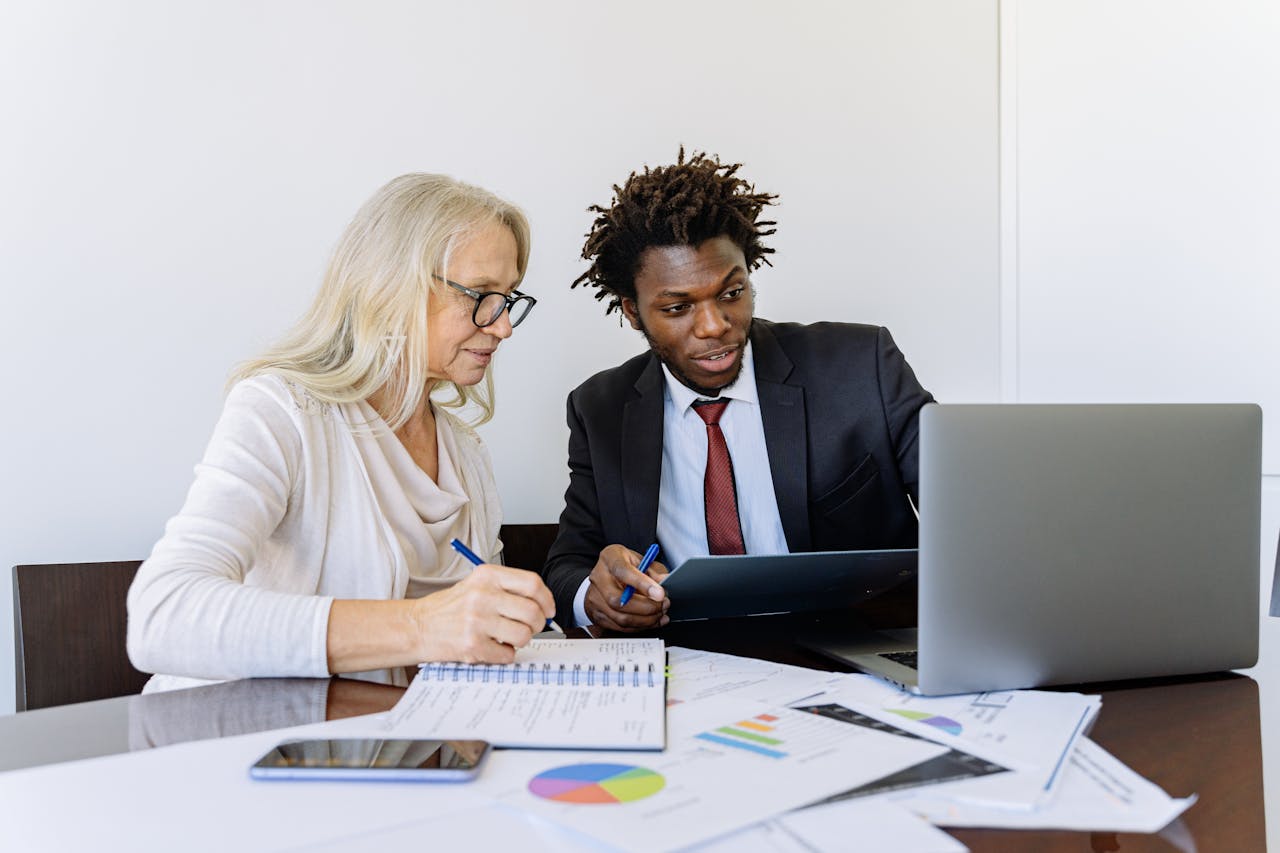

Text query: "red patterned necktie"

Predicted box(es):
[692, 399, 746, 555]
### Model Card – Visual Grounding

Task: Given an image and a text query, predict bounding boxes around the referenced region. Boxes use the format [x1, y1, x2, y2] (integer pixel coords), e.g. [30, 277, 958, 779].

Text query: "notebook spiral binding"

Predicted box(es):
[420, 661, 658, 688]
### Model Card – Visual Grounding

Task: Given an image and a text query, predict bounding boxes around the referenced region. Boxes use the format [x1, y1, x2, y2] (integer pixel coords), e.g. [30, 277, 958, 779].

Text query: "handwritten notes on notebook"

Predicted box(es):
[385, 638, 666, 750]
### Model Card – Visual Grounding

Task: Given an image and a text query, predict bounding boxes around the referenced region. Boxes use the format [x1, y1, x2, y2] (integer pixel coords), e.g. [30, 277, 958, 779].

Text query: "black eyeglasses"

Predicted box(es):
[433, 275, 536, 329]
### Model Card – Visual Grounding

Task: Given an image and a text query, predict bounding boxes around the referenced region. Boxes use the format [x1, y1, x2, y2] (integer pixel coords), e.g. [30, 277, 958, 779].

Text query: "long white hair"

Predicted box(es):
[232, 173, 530, 428]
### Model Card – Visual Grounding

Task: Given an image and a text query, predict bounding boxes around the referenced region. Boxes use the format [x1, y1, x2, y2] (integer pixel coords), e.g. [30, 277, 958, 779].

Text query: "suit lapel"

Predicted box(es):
[621, 356, 664, 547]
[752, 322, 812, 552]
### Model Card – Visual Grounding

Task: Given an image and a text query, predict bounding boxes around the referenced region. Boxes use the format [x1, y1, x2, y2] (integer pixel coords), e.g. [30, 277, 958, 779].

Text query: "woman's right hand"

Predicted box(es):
[410, 564, 555, 664]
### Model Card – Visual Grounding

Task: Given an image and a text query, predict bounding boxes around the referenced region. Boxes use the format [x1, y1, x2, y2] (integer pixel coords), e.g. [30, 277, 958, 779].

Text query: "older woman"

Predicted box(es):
[127, 174, 554, 687]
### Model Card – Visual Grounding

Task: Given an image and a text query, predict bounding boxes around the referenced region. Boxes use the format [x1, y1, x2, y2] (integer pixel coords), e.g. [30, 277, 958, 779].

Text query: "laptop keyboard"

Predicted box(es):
[881, 650, 919, 670]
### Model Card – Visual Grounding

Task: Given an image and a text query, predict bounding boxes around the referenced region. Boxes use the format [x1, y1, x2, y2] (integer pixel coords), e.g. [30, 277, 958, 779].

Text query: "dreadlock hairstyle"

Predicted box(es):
[572, 149, 778, 315]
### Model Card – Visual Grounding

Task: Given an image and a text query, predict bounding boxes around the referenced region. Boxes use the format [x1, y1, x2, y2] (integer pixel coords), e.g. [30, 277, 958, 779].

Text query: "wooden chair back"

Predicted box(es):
[499, 523, 560, 572]
[12, 560, 149, 712]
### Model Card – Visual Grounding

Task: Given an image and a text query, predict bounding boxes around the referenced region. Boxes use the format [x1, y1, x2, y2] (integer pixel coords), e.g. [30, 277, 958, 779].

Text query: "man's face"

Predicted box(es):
[621, 235, 754, 396]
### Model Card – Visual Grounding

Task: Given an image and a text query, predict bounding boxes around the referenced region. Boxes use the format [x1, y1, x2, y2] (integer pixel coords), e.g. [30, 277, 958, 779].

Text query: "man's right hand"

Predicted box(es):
[583, 544, 671, 632]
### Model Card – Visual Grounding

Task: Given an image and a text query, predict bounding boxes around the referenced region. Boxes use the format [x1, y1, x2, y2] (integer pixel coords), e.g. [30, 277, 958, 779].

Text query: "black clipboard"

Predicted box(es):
[659, 549, 917, 621]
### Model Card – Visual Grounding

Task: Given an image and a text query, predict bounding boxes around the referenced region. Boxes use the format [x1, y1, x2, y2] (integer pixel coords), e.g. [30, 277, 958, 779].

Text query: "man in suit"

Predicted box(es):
[542, 151, 934, 631]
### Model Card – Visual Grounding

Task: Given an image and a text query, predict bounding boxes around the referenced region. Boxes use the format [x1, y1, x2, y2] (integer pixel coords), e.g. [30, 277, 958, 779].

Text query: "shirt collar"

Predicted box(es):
[661, 340, 759, 413]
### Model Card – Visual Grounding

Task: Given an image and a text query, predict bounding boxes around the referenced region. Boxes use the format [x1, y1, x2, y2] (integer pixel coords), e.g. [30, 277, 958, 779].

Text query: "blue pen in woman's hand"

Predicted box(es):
[618, 543, 660, 607]
[449, 538, 485, 566]
[449, 538, 560, 633]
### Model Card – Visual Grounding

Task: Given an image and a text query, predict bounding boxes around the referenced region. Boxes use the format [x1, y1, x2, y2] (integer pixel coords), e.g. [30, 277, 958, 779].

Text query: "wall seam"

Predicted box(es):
[998, 0, 1020, 403]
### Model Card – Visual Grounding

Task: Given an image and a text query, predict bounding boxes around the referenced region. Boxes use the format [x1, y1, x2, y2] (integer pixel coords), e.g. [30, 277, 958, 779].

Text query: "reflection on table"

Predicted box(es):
[128, 671, 413, 751]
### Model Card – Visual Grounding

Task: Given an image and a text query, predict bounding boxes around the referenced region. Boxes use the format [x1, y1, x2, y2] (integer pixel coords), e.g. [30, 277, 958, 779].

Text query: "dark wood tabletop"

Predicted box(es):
[0, 598, 1267, 851]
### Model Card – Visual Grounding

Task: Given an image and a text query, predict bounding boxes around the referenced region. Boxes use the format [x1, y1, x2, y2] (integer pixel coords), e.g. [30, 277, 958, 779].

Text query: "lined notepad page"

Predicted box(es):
[384, 639, 667, 750]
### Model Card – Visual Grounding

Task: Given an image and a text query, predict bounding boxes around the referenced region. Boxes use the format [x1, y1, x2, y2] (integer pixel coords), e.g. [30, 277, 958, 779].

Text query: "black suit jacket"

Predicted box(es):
[542, 319, 935, 624]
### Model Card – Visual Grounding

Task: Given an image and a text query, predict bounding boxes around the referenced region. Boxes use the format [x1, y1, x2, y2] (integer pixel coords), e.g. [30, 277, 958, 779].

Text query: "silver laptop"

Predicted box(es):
[805, 403, 1261, 695]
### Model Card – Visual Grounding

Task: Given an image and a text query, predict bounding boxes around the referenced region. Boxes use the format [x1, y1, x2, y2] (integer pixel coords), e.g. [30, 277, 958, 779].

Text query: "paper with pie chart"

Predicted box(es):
[486, 693, 947, 853]
[826, 673, 1102, 809]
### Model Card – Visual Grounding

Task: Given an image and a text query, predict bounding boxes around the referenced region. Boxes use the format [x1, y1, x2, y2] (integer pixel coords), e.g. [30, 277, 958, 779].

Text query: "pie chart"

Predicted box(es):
[527, 763, 665, 804]
[887, 708, 963, 736]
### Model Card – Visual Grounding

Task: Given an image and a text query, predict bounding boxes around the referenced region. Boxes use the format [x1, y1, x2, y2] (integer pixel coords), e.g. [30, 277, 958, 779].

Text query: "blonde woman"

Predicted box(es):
[127, 174, 554, 688]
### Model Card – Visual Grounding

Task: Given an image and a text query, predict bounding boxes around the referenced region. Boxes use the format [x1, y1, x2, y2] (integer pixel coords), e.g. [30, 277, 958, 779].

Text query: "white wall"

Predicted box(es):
[0, 1, 999, 714]
[1011, 0, 1280, 472]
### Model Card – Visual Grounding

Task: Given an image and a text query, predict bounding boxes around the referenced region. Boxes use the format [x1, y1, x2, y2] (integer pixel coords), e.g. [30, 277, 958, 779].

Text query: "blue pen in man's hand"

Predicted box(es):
[618, 543, 660, 608]
[449, 538, 559, 633]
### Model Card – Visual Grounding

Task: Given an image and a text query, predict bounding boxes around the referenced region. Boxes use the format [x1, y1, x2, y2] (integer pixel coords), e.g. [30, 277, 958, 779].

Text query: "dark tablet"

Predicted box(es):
[659, 549, 917, 621]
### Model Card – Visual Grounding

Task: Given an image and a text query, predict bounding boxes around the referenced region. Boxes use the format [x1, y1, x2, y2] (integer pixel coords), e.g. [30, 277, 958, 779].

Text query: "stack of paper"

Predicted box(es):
[654, 650, 1197, 843]
[479, 692, 950, 852]
[456, 648, 1193, 851]
[805, 672, 1195, 832]
[817, 674, 1099, 809]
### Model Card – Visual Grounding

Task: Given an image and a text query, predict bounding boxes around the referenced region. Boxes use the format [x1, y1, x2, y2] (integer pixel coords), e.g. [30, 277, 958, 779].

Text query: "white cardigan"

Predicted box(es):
[127, 375, 503, 682]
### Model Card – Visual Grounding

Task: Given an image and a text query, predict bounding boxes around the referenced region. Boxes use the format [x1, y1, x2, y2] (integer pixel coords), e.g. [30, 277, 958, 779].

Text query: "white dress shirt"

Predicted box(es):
[574, 343, 789, 625]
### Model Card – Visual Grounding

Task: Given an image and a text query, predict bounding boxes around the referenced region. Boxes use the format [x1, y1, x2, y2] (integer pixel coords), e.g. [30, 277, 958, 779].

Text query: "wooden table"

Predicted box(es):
[0, 604, 1267, 851]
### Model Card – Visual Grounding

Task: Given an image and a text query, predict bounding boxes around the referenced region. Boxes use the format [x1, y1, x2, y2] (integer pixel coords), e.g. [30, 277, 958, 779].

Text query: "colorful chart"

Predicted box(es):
[887, 708, 963, 736]
[695, 712, 788, 758]
[528, 763, 665, 804]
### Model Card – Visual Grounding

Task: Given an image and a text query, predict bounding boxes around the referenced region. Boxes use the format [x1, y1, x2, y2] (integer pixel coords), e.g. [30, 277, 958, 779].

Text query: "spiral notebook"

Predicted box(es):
[384, 639, 667, 750]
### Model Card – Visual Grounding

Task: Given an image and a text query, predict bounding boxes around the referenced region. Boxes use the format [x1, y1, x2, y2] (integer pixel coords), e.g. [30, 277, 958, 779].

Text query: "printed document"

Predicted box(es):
[824, 673, 1100, 808]
[483, 693, 947, 852]
[696, 801, 966, 853]
[665, 646, 832, 705]
[899, 736, 1196, 833]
